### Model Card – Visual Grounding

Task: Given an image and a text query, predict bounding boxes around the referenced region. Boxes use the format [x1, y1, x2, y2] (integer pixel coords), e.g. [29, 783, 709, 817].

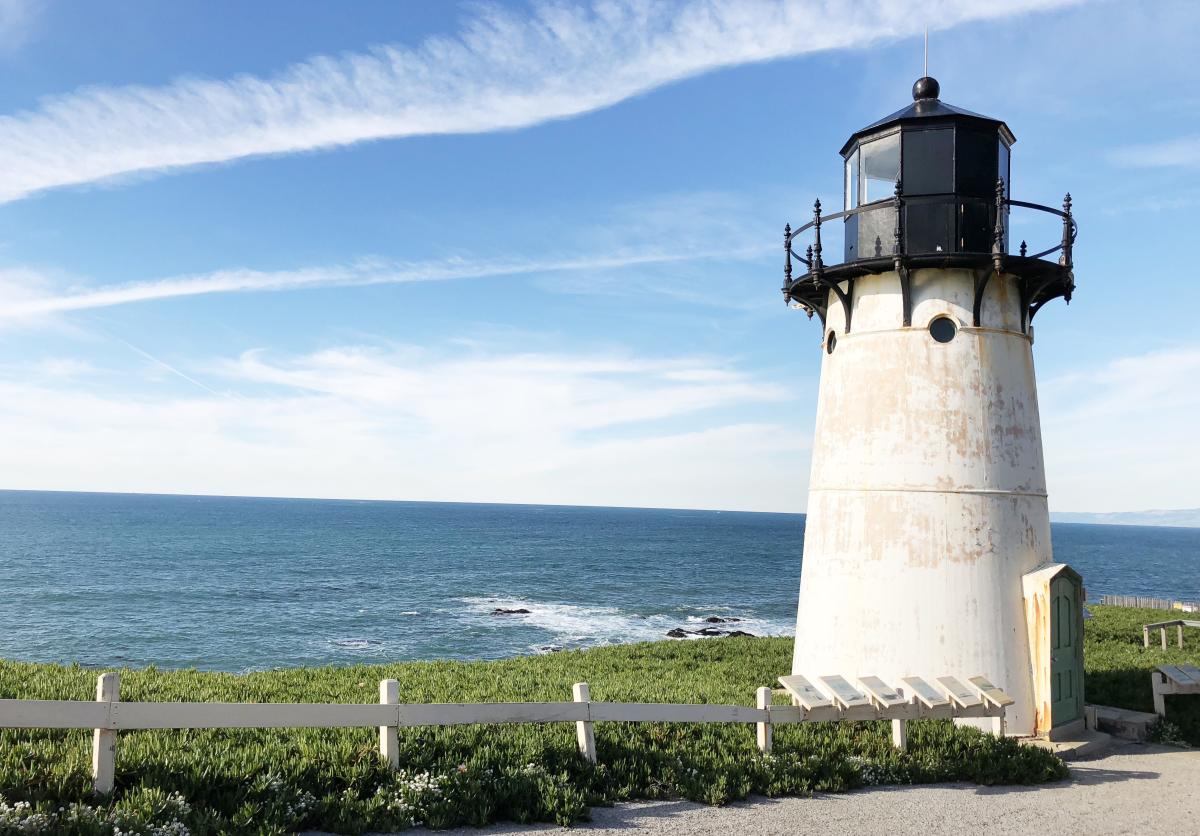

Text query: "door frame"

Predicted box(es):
[1022, 562, 1086, 737]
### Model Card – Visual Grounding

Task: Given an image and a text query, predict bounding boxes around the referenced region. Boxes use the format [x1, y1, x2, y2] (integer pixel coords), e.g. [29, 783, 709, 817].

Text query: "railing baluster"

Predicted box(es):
[892, 178, 903, 263]
[811, 199, 823, 288]
[1061, 192, 1074, 302]
[1060, 192, 1073, 269]
[803, 246, 815, 317]
[783, 223, 792, 289]
[893, 178, 912, 326]
[992, 178, 1006, 273]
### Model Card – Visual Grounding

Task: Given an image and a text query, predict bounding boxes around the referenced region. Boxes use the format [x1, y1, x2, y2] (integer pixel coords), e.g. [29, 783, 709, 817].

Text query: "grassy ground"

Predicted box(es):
[1084, 604, 1200, 744]
[0, 638, 1067, 835]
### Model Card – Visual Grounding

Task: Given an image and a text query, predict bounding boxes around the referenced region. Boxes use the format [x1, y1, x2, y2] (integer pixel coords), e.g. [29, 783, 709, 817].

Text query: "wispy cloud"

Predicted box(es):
[0, 0, 1083, 204]
[0, 243, 766, 321]
[0, 341, 806, 511]
[226, 345, 787, 433]
[1107, 135, 1200, 169]
[1042, 346, 1200, 512]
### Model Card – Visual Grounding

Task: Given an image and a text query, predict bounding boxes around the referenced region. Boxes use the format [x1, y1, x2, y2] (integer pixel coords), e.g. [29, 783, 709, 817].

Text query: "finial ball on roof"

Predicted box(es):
[912, 76, 940, 101]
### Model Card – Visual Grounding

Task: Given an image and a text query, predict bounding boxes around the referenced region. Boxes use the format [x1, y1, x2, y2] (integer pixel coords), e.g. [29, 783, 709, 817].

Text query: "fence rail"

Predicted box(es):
[1, 672, 1006, 794]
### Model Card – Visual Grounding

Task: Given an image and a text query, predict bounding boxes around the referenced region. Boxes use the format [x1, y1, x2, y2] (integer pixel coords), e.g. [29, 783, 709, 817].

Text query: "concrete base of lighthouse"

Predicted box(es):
[792, 267, 1052, 737]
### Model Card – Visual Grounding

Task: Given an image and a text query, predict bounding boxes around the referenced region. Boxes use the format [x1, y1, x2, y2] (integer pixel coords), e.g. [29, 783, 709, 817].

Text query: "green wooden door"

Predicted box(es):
[1050, 576, 1084, 727]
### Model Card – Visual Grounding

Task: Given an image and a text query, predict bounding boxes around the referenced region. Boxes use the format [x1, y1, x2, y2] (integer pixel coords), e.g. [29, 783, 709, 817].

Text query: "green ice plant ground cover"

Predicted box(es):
[0, 634, 1076, 835]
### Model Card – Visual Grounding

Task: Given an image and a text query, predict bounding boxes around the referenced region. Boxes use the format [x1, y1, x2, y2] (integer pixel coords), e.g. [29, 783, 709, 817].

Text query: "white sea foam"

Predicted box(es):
[458, 596, 791, 650]
[329, 638, 384, 651]
[460, 596, 662, 644]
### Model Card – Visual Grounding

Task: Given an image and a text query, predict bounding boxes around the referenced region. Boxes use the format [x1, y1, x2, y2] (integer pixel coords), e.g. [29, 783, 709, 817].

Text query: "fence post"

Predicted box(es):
[755, 687, 773, 754]
[891, 718, 908, 751]
[1179, 624, 1185, 649]
[572, 682, 596, 764]
[379, 679, 399, 769]
[1143, 626, 1150, 648]
[92, 672, 119, 794]
[1161, 627, 1168, 650]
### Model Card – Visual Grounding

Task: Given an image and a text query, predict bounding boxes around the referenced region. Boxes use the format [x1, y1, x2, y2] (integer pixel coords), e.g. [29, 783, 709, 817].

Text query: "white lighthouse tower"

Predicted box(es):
[782, 76, 1077, 737]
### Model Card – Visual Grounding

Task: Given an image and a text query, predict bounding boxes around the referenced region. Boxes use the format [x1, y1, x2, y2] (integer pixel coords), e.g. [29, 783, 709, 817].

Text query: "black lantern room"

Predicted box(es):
[782, 77, 1075, 334]
[842, 76, 1013, 262]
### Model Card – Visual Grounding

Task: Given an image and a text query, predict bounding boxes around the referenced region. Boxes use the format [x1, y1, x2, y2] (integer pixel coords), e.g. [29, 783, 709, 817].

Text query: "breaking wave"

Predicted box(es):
[457, 596, 790, 653]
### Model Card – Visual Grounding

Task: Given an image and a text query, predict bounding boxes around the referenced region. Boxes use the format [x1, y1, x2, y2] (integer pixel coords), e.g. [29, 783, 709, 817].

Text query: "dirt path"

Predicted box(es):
[435, 744, 1199, 835]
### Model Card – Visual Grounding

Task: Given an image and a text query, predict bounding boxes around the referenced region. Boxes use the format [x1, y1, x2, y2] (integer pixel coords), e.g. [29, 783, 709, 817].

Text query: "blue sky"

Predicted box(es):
[0, 0, 1196, 513]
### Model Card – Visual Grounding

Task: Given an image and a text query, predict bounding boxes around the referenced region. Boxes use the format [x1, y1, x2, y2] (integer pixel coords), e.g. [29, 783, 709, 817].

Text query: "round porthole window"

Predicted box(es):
[929, 316, 957, 344]
[826, 331, 837, 354]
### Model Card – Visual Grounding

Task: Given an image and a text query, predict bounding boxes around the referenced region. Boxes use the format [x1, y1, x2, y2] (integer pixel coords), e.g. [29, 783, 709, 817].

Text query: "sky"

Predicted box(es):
[0, 0, 1197, 514]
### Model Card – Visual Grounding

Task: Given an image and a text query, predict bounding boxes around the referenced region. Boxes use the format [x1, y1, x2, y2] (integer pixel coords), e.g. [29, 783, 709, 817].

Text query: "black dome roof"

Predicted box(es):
[839, 77, 1015, 157]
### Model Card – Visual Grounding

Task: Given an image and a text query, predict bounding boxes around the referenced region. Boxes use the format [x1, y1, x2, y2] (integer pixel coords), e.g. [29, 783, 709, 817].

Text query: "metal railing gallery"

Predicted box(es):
[783, 178, 1076, 291]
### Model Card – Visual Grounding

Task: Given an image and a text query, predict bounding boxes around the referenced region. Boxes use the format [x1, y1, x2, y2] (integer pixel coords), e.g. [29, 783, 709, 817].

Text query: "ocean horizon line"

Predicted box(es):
[2, 487, 1198, 529]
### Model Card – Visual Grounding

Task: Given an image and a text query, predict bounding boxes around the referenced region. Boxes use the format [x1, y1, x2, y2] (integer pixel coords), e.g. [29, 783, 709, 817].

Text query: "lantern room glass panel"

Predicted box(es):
[901, 127, 954, 196]
[999, 139, 1010, 196]
[844, 152, 858, 211]
[955, 129, 1000, 197]
[858, 133, 899, 205]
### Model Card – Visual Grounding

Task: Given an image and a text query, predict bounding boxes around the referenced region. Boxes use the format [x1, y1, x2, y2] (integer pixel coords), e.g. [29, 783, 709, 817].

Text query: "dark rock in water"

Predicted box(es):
[669, 624, 755, 639]
[491, 608, 532, 615]
[536, 645, 564, 653]
[724, 630, 756, 638]
[703, 616, 742, 623]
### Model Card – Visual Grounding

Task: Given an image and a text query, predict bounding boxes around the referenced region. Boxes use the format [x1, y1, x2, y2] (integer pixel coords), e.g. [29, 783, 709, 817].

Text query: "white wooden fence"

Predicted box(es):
[0, 672, 1009, 794]
[1103, 594, 1200, 612]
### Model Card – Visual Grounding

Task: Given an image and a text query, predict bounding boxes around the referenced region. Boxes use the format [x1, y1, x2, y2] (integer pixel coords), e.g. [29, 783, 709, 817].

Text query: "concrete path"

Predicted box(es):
[436, 744, 1199, 835]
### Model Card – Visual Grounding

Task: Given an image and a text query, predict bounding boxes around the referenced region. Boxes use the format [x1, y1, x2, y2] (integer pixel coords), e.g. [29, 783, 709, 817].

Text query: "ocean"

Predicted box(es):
[2, 490, 1198, 672]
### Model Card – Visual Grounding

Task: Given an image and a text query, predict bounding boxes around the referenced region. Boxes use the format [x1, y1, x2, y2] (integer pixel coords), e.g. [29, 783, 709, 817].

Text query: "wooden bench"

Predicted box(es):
[1143, 619, 1200, 650]
[1151, 664, 1200, 716]
[775, 673, 1012, 750]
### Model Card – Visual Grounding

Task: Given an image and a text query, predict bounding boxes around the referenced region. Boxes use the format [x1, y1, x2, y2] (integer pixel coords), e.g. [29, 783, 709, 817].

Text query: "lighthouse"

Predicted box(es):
[782, 76, 1077, 737]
